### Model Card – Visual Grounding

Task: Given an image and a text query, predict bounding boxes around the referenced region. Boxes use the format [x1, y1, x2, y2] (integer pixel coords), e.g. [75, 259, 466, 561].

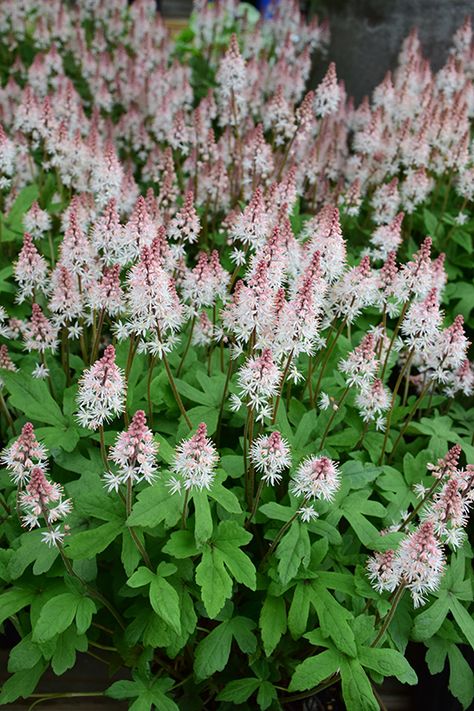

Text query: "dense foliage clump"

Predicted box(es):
[0, 1, 473, 709]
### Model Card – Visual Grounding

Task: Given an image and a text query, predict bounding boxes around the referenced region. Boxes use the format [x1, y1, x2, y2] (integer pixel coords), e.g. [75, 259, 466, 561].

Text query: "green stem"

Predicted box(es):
[47, 233, 55, 267]
[371, 584, 406, 647]
[156, 326, 192, 429]
[379, 348, 415, 465]
[91, 308, 105, 363]
[261, 503, 307, 567]
[380, 301, 409, 381]
[245, 407, 255, 508]
[28, 693, 104, 711]
[216, 354, 233, 446]
[125, 479, 153, 568]
[247, 478, 265, 525]
[61, 327, 71, 386]
[0, 391, 15, 436]
[313, 315, 349, 403]
[177, 315, 196, 377]
[389, 381, 431, 460]
[147, 354, 156, 425]
[181, 488, 190, 529]
[98, 426, 109, 470]
[271, 349, 294, 425]
[319, 385, 350, 450]
[397, 478, 440, 532]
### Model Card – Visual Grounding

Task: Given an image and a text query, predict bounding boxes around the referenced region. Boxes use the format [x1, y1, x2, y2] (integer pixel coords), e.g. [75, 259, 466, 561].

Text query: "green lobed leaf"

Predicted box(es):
[32, 592, 81, 643]
[277, 520, 310, 585]
[149, 577, 182, 635]
[0, 587, 34, 626]
[127, 479, 181, 529]
[193, 490, 213, 545]
[195, 547, 233, 619]
[260, 595, 287, 655]
[215, 540, 256, 590]
[162, 530, 199, 558]
[257, 681, 277, 710]
[289, 649, 341, 692]
[288, 582, 311, 639]
[412, 595, 450, 641]
[449, 596, 474, 649]
[7, 634, 42, 673]
[217, 678, 260, 703]
[448, 645, 474, 709]
[357, 646, 418, 685]
[208, 479, 242, 513]
[0, 371, 66, 427]
[311, 582, 357, 657]
[66, 519, 124, 559]
[75, 597, 96, 635]
[425, 637, 449, 675]
[340, 657, 379, 711]
[231, 616, 257, 654]
[51, 627, 87, 676]
[0, 660, 47, 704]
[194, 620, 233, 679]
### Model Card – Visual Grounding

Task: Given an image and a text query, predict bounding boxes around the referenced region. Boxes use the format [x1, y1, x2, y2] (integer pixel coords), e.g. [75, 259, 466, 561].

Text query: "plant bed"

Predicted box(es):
[0, 2, 473, 710]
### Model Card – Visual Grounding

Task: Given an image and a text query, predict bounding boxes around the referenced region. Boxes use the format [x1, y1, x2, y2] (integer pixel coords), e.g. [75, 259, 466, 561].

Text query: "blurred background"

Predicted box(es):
[159, 0, 473, 102]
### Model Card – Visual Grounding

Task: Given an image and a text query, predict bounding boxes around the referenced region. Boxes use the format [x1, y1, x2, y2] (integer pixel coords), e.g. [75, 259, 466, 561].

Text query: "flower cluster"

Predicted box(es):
[76, 345, 126, 430]
[0, 3, 472, 707]
[170, 422, 219, 493]
[367, 446, 473, 606]
[1, 423, 71, 545]
[105, 410, 159, 492]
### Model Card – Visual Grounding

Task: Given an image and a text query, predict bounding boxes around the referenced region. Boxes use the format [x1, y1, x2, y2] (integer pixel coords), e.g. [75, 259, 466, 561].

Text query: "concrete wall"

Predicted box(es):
[311, 0, 473, 103]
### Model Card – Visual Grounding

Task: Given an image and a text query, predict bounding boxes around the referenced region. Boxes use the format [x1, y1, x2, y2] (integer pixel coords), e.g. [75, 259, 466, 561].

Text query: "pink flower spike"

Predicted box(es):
[76, 345, 126, 430]
[291, 456, 340, 502]
[19, 466, 72, 542]
[106, 410, 159, 492]
[314, 62, 340, 118]
[171, 422, 219, 492]
[250, 431, 291, 486]
[1, 422, 48, 484]
[395, 520, 445, 607]
[14, 233, 49, 303]
[23, 303, 59, 354]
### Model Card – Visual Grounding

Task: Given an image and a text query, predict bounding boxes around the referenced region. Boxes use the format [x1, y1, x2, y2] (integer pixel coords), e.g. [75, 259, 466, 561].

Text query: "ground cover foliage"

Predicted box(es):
[0, 1, 473, 709]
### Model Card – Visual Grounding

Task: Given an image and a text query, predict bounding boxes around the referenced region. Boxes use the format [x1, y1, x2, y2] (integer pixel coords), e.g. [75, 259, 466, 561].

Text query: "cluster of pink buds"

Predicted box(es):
[13, 232, 49, 303]
[23, 201, 52, 239]
[291, 456, 341, 509]
[0, 344, 17, 387]
[1, 424, 71, 545]
[167, 191, 201, 244]
[250, 431, 291, 486]
[23, 303, 59, 355]
[1, 422, 47, 484]
[233, 349, 281, 421]
[76, 345, 126, 430]
[339, 333, 378, 387]
[169, 422, 219, 493]
[368, 446, 472, 606]
[368, 520, 445, 607]
[19, 466, 72, 546]
[104, 410, 159, 492]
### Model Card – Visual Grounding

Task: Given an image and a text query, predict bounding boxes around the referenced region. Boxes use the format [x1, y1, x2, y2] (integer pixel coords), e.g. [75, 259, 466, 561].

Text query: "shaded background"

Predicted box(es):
[160, 0, 473, 103]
